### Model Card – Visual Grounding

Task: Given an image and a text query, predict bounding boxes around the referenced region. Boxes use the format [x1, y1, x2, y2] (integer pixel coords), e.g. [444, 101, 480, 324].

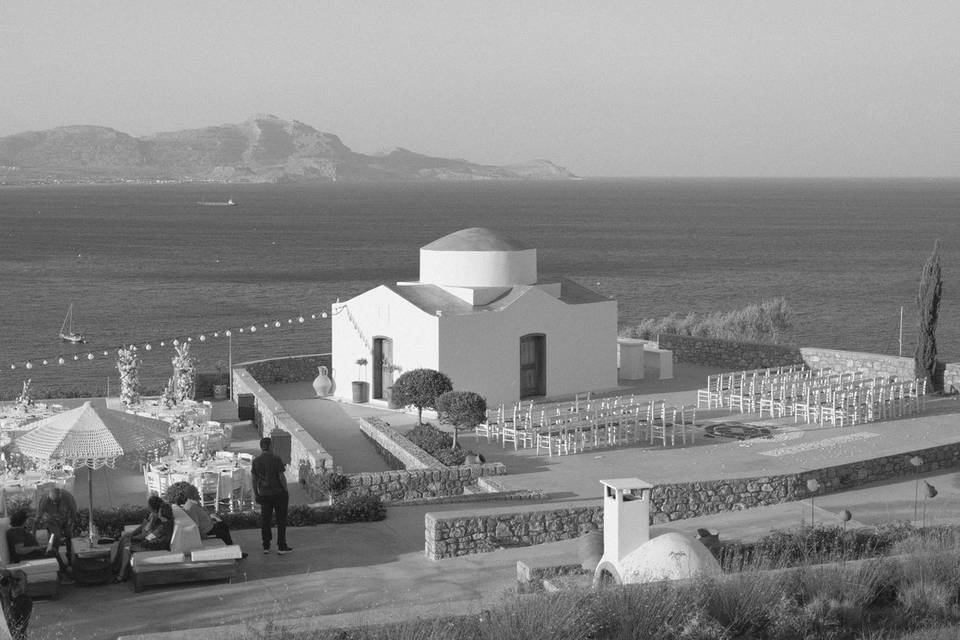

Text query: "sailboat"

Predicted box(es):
[59, 304, 86, 344]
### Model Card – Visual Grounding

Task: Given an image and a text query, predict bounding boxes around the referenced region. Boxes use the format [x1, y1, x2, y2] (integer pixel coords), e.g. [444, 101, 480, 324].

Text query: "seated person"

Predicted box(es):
[113, 496, 173, 581]
[171, 494, 235, 547]
[4, 509, 72, 584]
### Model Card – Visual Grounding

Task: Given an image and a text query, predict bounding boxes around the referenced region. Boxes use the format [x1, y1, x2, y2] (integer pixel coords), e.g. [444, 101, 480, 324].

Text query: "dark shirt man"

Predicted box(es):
[36, 486, 77, 564]
[5, 510, 70, 577]
[251, 437, 292, 554]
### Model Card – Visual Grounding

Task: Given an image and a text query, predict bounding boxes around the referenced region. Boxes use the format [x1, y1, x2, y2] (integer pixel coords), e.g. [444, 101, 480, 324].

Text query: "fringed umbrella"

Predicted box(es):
[12, 401, 170, 537]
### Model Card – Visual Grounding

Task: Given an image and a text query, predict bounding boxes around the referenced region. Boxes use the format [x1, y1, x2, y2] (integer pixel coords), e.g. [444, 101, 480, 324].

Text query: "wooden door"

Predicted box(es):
[519, 334, 546, 398]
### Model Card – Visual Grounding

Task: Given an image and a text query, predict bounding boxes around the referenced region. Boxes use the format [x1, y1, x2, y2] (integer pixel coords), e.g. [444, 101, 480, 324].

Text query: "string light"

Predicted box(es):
[4, 308, 334, 371]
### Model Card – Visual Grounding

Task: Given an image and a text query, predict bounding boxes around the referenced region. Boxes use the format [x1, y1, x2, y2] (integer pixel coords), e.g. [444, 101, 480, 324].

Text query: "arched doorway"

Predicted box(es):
[372, 337, 394, 400]
[519, 333, 546, 398]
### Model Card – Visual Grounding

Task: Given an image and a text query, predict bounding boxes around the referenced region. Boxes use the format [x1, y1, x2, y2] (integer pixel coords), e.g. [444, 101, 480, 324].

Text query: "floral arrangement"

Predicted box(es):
[116, 346, 143, 407]
[170, 414, 190, 433]
[162, 377, 177, 409]
[171, 342, 197, 402]
[14, 379, 33, 409]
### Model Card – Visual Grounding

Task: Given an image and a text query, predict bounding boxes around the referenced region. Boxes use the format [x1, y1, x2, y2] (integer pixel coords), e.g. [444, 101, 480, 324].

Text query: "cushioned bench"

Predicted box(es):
[129, 539, 242, 593]
[0, 518, 61, 599]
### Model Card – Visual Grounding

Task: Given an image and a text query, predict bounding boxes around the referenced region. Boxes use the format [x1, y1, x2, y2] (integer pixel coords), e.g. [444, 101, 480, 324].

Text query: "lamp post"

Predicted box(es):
[806, 478, 820, 527]
[909, 456, 923, 526]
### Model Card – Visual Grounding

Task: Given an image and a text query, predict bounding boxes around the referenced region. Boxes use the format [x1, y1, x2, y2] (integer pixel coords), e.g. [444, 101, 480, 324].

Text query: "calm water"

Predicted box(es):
[0, 179, 957, 398]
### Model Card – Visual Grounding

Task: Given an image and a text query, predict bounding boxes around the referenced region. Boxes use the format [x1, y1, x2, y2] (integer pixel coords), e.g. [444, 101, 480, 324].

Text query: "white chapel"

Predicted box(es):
[330, 227, 618, 408]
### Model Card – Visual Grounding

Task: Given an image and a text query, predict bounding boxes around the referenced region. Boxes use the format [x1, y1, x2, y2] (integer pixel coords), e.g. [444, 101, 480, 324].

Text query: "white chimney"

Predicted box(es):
[599, 478, 654, 564]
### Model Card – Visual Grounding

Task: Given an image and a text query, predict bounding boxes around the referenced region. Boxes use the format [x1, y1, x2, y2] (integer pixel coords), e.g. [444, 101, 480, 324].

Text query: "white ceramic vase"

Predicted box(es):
[313, 366, 333, 397]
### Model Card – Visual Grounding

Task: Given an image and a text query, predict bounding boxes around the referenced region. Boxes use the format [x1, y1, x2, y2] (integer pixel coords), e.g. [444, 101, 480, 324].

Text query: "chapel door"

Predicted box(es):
[372, 337, 393, 399]
[519, 334, 546, 398]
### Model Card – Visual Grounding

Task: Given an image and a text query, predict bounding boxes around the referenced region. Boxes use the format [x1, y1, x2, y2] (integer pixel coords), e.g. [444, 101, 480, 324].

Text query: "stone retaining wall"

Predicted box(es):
[241, 353, 331, 385]
[425, 441, 960, 559]
[799, 348, 916, 382]
[231, 363, 334, 485]
[656, 335, 803, 369]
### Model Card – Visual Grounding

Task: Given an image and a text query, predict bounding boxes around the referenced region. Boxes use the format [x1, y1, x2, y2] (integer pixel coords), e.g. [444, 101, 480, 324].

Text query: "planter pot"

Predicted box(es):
[213, 384, 229, 400]
[351, 381, 369, 404]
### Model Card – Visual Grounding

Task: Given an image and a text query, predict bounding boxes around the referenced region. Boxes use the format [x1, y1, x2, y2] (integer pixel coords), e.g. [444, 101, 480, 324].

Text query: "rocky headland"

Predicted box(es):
[0, 114, 576, 185]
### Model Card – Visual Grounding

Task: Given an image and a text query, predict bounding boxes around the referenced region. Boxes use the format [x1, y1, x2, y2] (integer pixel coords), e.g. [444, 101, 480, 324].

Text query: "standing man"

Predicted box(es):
[251, 437, 292, 555]
[36, 486, 77, 566]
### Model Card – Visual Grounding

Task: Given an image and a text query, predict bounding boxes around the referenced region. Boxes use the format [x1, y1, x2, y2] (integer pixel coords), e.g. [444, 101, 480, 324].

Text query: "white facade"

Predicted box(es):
[330, 228, 618, 408]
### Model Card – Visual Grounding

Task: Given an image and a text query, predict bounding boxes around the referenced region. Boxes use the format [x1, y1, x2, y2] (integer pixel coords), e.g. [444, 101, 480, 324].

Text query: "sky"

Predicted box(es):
[2, 1, 959, 177]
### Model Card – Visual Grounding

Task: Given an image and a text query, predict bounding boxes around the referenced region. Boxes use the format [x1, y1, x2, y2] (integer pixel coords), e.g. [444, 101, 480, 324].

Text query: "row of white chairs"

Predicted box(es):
[697, 365, 827, 410]
[476, 398, 698, 455]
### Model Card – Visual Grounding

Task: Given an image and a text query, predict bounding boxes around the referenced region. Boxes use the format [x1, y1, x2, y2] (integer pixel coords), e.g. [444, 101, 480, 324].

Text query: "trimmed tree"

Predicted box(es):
[436, 390, 487, 449]
[391, 368, 453, 425]
[915, 241, 943, 392]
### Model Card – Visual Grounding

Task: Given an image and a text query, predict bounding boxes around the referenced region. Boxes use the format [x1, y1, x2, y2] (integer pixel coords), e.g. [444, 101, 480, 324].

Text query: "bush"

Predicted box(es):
[406, 422, 473, 466]
[331, 494, 386, 523]
[620, 297, 794, 345]
[391, 368, 453, 424]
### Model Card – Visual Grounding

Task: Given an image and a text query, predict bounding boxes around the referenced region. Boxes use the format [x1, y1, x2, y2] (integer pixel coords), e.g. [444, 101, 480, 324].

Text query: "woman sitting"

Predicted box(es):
[113, 496, 173, 581]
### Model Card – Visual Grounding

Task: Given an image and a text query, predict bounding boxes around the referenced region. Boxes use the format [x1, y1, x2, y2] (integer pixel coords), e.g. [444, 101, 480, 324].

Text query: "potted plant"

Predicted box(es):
[213, 360, 229, 400]
[352, 358, 369, 403]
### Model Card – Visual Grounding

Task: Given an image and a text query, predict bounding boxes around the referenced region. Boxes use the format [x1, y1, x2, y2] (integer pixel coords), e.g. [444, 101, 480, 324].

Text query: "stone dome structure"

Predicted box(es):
[595, 532, 722, 585]
[419, 227, 537, 288]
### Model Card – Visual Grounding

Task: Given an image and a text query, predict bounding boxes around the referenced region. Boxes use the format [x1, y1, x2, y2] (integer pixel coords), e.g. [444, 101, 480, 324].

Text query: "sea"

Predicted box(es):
[1, 178, 958, 399]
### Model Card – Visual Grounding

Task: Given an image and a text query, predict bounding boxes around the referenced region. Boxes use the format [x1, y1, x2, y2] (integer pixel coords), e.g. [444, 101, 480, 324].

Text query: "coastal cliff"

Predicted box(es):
[0, 115, 576, 185]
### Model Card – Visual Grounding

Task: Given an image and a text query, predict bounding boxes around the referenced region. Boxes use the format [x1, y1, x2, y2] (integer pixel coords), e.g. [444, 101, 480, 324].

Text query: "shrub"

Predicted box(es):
[331, 494, 386, 523]
[406, 422, 473, 466]
[315, 471, 350, 495]
[620, 297, 794, 344]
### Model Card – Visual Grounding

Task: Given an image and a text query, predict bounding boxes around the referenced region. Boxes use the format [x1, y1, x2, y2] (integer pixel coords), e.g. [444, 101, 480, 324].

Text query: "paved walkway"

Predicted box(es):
[21, 366, 960, 639]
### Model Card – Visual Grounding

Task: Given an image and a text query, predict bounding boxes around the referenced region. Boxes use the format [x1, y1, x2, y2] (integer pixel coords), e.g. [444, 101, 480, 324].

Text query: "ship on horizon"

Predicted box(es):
[197, 198, 236, 207]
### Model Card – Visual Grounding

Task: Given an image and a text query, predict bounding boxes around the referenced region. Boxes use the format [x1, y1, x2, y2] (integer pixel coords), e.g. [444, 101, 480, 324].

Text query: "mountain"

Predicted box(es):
[0, 115, 576, 184]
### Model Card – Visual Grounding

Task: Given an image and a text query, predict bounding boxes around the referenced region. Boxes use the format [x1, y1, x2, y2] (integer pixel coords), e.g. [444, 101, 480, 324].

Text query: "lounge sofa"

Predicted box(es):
[0, 517, 61, 599]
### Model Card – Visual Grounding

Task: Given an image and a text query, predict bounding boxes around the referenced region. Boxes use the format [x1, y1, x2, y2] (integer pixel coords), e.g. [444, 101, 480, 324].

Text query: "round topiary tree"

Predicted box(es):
[391, 368, 453, 425]
[436, 390, 487, 449]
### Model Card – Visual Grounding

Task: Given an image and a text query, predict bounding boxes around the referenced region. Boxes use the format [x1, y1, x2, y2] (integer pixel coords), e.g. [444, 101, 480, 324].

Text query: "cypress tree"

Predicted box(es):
[915, 241, 942, 391]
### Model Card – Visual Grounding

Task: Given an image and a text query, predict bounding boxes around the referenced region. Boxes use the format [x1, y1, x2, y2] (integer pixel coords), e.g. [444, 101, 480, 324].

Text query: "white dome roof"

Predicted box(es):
[422, 227, 529, 252]
[616, 532, 721, 584]
[419, 227, 537, 288]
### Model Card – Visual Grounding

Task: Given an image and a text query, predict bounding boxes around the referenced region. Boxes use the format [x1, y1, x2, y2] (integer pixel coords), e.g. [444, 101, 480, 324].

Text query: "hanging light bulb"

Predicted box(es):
[262, 323, 268, 329]
[199, 334, 206, 341]
[274, 321, 281, 328]
[160, 341, 166, 347]
[173, 339, 179, 346]
[287, 318, 293, 324]
[58, 357, 65, 365]
[25, 362, 33, 369]
[103, 350, 109, 356]
[250, 326, 257, 332]
[9, 364, 15, 370]
[310, 314, 316, 320]
[73, 355, 79, 361]
[87, 353, 94, 360]
[213, 332, 219, 338]
[42, 359, 48, 366]
[225, 330, 232, 337]
[187, 337, 193, 342]
[145, 344, 152, 351]
[238, 328, 244, 333]
[321, 312, 328, 319]
[298, 316, 304, 323]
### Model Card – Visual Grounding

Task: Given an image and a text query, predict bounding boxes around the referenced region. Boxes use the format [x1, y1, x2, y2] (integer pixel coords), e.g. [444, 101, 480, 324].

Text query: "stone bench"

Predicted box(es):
[129, 540, 242, 593]
[516, 555, 590, 594]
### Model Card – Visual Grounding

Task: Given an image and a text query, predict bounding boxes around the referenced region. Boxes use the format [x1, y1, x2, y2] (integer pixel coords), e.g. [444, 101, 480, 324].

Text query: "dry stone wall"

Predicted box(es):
[425, 441, 960, 559]
[656, 335, 803, 369]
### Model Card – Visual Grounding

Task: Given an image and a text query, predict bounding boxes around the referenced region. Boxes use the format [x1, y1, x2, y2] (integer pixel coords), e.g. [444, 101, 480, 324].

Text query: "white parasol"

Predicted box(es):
[12, 401, 170, 535]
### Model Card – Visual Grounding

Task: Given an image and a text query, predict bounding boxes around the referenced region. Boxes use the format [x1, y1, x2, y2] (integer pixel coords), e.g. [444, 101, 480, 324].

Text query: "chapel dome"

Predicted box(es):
[419, 227, 537, 288]
[422, 227, 530, 252]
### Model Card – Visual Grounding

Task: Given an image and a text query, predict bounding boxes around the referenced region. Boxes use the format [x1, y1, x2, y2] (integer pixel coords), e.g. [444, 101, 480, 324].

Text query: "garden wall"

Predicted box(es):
[241, 353, 331, 385]
[301, 417, 508, 504]
[425, 440, 960, 559]
[231, 362, 334, 484]
[798, 348, 915, 382]
[656, 335, 803, 369]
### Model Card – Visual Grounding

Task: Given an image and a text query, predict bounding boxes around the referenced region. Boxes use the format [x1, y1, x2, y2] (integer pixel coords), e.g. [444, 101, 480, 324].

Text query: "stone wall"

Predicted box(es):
[231, 365, 334, 484]
[425, 440, 960, 559]
[799, 348, 915, 382]
[294, 416, 508, 503]
[656, 335, 803, 369]
[242, 353, 331, 385]
[426, 501, 603, 559]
